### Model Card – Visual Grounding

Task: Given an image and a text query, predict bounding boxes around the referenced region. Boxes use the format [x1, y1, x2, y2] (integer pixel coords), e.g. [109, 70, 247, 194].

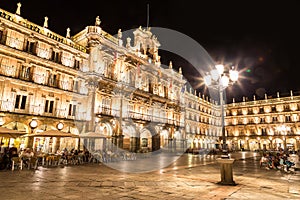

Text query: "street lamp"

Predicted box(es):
[204, 64, 238, 186]
[204, 64, 239, 158]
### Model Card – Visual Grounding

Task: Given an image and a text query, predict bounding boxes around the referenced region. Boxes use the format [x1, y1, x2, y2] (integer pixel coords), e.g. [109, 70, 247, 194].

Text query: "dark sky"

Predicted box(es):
[1, 0, 300, 102]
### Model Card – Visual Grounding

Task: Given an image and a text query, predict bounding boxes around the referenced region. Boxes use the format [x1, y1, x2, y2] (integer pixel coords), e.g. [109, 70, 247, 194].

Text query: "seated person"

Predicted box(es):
[260, 154, 268, 168]
[283, 156, 295, 170]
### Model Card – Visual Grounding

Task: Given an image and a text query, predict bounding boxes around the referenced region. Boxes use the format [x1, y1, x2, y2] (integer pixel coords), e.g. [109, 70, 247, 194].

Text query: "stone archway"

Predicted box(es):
[90, 121, 114, 151]
[95, 122, 113, 137]
[260, 139, 270, 151]
[140, 128, 152, 150]
[248, 139, 259, 151]
[273, 138, 284, 151]
[122, 124, 137, 151]
[286, 138, 297, 151]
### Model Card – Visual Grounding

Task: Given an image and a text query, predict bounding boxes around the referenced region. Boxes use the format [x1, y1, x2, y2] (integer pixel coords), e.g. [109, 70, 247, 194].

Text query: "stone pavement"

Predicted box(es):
[0, 152, 299, 200]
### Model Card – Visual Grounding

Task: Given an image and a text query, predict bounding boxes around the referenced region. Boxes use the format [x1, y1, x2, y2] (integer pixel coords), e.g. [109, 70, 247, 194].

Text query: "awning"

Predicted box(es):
[0, 126, 26, 138]
[25, 130, 79, 138]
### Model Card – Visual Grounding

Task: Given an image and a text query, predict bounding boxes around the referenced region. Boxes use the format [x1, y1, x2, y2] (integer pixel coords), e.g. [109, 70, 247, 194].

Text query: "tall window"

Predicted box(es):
[74, 80, 79, 92]
[51, 51, 61, 63]
[74, 60, 80, 69]
[261, 128, 267, 136]
[44, 100, 54, 113]
[25, 41, 36, 54]
[68, 104, 77, 116]
[14, 95, 27, 109]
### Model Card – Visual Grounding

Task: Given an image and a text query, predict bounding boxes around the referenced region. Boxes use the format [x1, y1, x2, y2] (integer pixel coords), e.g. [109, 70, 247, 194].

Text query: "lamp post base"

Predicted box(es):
[221, 150, 230, 159]
[216, 158, 236, 186]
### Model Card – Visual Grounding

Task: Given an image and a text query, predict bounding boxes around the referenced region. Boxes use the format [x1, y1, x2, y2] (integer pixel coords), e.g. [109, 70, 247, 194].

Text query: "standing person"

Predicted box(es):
[9, 144, 18, 158]
[0, 148, 9, 170]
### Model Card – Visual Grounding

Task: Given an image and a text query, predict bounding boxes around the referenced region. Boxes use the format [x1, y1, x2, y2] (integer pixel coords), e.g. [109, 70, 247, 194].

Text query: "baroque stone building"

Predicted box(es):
[0, 3, 221, 153]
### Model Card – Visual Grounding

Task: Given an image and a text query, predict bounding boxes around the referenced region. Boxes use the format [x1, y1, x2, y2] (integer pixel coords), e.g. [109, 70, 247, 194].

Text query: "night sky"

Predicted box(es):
[1, 0, 299, 102]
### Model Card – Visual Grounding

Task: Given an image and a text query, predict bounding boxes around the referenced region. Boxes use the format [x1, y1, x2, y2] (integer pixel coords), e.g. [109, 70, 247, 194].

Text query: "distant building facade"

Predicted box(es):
[225, 93, 300, 151]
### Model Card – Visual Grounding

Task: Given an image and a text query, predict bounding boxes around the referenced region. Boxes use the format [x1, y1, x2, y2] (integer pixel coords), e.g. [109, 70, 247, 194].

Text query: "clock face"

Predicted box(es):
[57, 122, 64, 130]
[30, 120, 38, 128]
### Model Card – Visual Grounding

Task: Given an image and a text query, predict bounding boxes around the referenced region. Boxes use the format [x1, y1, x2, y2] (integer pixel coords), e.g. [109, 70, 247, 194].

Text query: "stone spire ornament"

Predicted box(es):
[169, 61, 173, 69]
[66, 28, 71, 38]
[117, 29, 123, 46]
[95, 16, 101, 26]
[126, 37, 131, 48]
[16, 2, 21, 15]
[43, 16, 48, 28]
[179, 67, 182, 74]
[118, 29, 122, 39]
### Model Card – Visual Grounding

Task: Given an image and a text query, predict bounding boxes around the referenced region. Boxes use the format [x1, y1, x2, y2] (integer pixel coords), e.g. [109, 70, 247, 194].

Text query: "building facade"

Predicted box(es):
[3, 4, 299, 154]
[225, 93, 300, 151]
[0, 4, 221, 153]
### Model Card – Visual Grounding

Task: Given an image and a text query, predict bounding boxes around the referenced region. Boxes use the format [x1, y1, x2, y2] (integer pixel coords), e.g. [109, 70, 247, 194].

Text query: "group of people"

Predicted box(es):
[260, 151, 296, 171]
[0, 145, 90, 170]
[0, 145, 139, 170]
[0, 145, 32, 170]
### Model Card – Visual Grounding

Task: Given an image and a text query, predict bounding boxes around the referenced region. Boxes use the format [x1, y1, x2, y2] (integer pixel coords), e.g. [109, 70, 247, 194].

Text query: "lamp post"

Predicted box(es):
[204, 64, 239, 157]
[204, 64, 239, 185]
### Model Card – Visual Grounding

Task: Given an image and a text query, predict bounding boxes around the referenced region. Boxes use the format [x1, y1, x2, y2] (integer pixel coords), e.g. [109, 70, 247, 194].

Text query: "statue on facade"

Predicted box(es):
[43, 16, 48, 28]
[126, 37, 131, 48]
[95, 16, 101, 26]
[16, 2, 21, 15]
[66, 28, 71, 38]
[118, 29, 122, 39]
[169, 61, 173, 69]
[118, 29, 123, 46]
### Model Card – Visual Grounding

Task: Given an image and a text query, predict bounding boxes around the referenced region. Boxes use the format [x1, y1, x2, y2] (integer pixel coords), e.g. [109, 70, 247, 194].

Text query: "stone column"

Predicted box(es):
[27, 128, 36, 149]
[130, 137, 139, 152]
[86, 77, 99, 133]
[53, 137, 61, 153]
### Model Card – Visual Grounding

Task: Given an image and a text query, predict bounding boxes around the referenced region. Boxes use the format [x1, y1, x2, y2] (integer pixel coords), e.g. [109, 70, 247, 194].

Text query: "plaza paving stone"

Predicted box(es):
[0, 152, 299, 200]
